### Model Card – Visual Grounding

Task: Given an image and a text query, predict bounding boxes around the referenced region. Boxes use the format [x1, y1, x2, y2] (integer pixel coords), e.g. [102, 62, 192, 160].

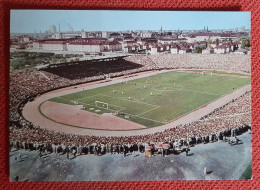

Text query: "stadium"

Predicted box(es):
[9, 53, 252, 180]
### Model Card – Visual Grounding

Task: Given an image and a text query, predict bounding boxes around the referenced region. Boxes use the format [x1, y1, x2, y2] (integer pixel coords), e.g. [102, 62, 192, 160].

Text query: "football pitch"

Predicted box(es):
[50, 71, 250, 128]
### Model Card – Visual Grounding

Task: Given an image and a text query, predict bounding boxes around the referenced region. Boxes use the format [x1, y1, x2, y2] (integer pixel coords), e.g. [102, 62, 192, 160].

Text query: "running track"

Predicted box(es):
[22, 69, 251, 137]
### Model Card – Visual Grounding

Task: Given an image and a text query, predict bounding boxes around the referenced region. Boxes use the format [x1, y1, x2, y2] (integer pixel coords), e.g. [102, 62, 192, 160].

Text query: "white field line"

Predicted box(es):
[92, 97, 126, 110]
[55, 96, 94, 107]
[178, 70, 251, 78]
[95, 94, 165, 123]
[181, 88, 221, 96]
[166, 84, 250, 124]
[64, 93, 164, 124]
[76, 94, 102, 101]
[116, 108, 127, 112]
[73, 93, 127, 110]
[56, 95, 126, 113]
[118, 111, 167, 124]
[137, 82, 183, 91]
[96, 94, 165, 123]
[55, 96, 73, 103]
[55, 83, 238, 126]
[138, 106, 160, 116]
[151, 84, 183, 92]
[54, 74, 242, 126]
[96, 103, 126, 112]
[77, 97, 164, 124]
[94, 104, 126, 113]
[100, 94, 159, 107]
[76, 99, 126, 112]
[57, 86, 216, 125]
[140, 82, 219, 96]
[138, 80, 221, 96]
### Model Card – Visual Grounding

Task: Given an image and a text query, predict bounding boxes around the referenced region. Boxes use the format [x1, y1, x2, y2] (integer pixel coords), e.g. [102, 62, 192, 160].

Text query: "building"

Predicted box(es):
[214, 45, 226, 54]
[140, 31, 152, 38]
[170, 44, 179, 54]
[49, 25, 57, 33]
[185, 35, 197, 43]
[41, 40, 67, 51]
[32, 40, 67, 51]
[22, 37, 31, 43]
[233, 49, 249, 55]
[103, 41, 122, 52]
[158, 38, 187, 44]
[67, 41, 105, 52]
[202, 48, 214, 54]
[27, 29, 250, 55]
[179, 47, 191, 54]
[81, 32, 89, 38]
[32, 41, 41, 49]
[150, 45, 160, 55]
[150, 44, 166, 55]
[122, 40, 137, 52]
[54, 33, 65, 39]
[101, 31, 110, 38]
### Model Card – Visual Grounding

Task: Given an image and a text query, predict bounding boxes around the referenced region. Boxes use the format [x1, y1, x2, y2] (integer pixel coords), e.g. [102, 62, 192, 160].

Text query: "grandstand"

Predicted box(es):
[41, 56, 142, 80]
[9, 53, 251, 158]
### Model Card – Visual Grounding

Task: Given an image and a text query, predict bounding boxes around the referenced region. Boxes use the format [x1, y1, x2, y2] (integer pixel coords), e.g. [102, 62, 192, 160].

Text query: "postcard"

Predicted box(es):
[9, 10, 251, 181]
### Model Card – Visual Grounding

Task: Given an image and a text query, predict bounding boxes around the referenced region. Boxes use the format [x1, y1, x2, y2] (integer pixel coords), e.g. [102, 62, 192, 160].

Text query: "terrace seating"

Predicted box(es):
[9, 54, 251, 157]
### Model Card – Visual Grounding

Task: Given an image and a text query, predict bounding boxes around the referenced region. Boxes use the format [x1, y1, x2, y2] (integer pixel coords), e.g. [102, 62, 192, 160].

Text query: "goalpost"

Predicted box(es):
[95, 101, 109, 109]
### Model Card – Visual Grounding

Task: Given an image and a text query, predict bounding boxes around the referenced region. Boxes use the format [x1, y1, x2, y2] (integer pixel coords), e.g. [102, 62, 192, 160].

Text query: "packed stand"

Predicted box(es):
[10, 92, 251, 157]
[145, 54, 251, 73]
[9, 54, 251, 157]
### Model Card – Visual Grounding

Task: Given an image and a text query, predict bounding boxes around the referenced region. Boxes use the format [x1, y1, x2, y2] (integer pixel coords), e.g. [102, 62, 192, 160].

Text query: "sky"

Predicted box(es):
[10, 10, 251, 33]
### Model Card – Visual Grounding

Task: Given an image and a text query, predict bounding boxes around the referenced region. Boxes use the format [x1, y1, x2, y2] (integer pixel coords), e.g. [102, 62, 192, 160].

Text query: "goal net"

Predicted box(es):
[95, 101, 108, 109]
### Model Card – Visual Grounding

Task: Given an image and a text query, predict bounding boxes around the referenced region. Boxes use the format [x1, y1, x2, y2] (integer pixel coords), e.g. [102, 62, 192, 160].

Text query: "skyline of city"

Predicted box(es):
[10, 10, 250, 33]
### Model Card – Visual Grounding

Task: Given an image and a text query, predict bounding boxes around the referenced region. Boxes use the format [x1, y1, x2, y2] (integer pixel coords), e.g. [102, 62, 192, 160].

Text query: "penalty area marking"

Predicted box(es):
[137, 105, 160, 116]
[117, 111, 167, 125]
[55, 94, 164, 125]
[100, 94, 159, 108]
[54, 83, 222, 126]
[55, 96, 126, 113]
[98, 94, 164, 124]
[76, 94, 102, 101]
[54, 74, 235, 126]
[39, 101, 147, 131]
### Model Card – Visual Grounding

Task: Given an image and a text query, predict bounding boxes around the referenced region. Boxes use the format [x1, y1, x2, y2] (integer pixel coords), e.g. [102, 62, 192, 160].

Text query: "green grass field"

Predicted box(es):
[50, 71, 250, 128]
[240, 162, 252, 180]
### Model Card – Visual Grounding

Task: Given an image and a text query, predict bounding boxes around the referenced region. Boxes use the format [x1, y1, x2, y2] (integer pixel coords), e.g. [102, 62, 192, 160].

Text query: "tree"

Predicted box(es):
[194, 45, 206, 53]
[207, 38, 211, 48]
[10, 60, 21, 70]
[241, 38, 250, 49]
[216, 38, 220, 46]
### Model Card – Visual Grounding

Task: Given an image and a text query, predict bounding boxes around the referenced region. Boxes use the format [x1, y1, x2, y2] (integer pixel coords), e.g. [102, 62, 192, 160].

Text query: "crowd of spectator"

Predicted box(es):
[125, 54, 250, 74]
[9, 54, 251, 157]
[41, 58, 145, 80]
[10, 92, 251, 157]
